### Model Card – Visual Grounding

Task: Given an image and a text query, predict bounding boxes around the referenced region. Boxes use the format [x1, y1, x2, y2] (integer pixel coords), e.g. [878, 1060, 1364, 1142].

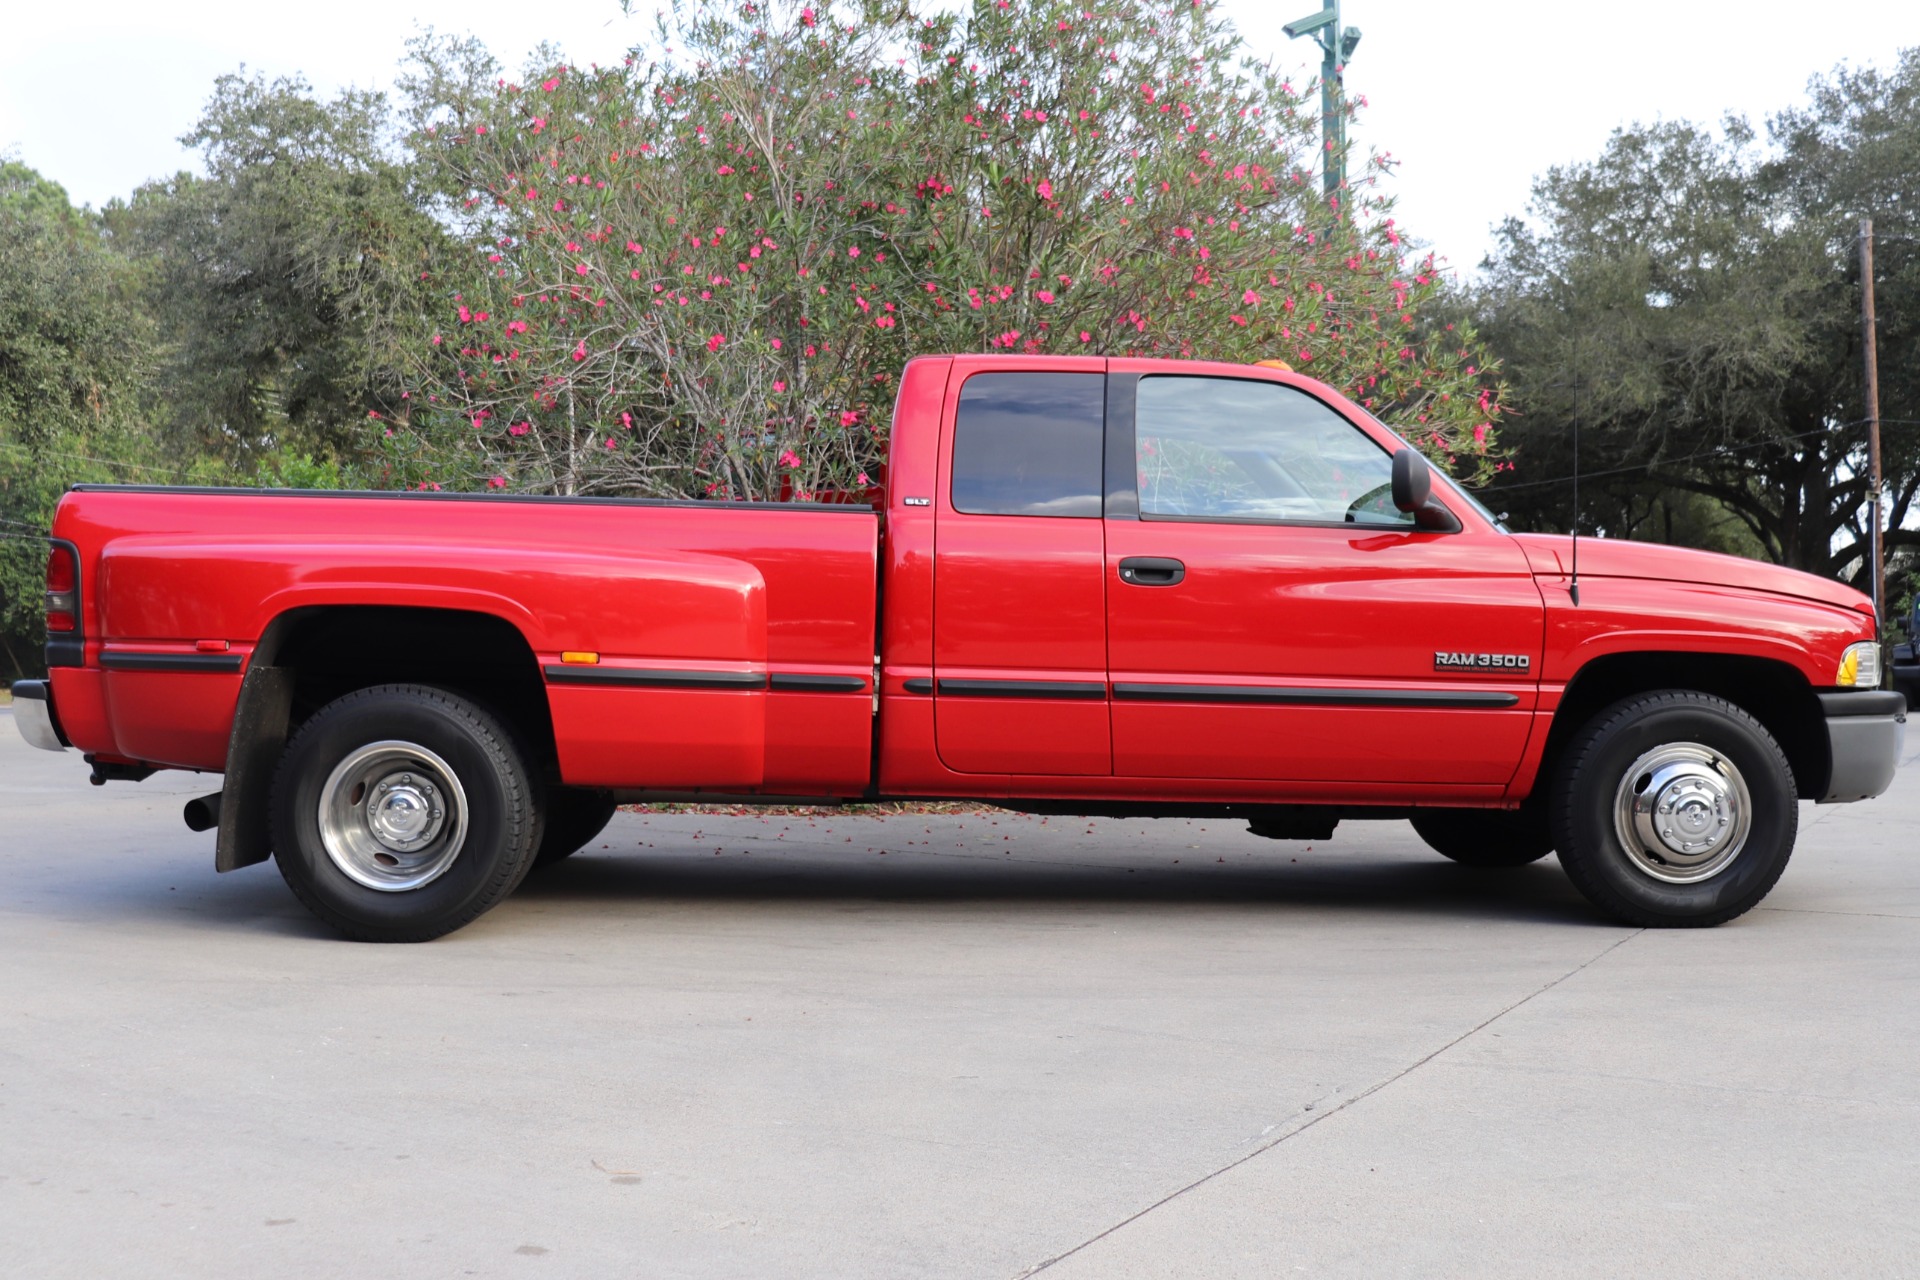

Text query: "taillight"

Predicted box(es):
[45, 546, 77, 633]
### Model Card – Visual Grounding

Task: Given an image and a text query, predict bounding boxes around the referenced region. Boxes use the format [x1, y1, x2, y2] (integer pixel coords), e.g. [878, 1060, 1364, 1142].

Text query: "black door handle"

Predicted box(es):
[1118, 556, 1186, 586]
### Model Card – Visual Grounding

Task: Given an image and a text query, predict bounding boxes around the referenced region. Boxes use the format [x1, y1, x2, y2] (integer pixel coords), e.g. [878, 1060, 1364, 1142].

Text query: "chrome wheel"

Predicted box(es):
[316, 740, 469, 892]
[1611, 741, 1751, 884]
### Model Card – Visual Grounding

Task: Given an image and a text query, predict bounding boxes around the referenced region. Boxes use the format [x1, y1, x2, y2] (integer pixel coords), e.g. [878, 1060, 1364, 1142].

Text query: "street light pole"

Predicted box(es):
[1283, 1, 1362, 200]
[1861, 217, 1885, 626]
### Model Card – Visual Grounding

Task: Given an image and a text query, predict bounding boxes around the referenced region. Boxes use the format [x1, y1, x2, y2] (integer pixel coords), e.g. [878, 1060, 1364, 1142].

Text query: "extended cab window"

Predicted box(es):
[1135, 375, 1411, 526]
[951, 372, 1104, 517]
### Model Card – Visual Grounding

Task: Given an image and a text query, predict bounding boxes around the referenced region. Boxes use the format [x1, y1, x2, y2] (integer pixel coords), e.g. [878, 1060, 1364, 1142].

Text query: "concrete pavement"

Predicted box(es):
[1, 708, 1915, 1277]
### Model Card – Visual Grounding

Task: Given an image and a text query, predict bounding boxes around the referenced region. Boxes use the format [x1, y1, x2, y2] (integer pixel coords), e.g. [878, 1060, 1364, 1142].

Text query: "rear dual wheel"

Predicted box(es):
[531, 788, 618, 869]
[1411, 808, 1554, 867]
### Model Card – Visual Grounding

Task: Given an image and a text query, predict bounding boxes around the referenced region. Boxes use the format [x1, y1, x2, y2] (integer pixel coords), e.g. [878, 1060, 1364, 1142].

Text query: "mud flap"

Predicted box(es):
[215, 665, 293, 872]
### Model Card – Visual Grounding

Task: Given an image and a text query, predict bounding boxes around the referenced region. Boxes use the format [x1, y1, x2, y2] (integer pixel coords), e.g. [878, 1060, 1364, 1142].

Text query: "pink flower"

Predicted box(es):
[1036, 290, 1055, 304]
[1242, 288, 1261, 305]
[542, 77, 560, 92]
[839, 411, 859, 426]
[575, 262, 590, 276]
[1079, 331, 1091, 342]
[1037, 179, 1054, 201]
[771, 338, 783, 350]
[571, 342, 587, 361]
[508, 422, 531, 437]
[605, 437, 617, 450]
[707, 333, 726, 353]
[800, 6, 816, 25]
[780, 450, 802, 468]
[857, 472, 871, 486]
[487, 475, 507, 489]
[848, 246, 861, 258]
[773, 380, 787, 392]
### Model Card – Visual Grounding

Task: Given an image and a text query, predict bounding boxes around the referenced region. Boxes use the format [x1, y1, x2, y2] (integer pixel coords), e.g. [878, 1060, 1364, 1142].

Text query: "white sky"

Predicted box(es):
[4, 1, 1917, 275]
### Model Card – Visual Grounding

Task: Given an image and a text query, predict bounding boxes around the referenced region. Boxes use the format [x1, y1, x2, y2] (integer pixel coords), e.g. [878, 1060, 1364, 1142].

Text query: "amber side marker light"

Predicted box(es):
[560, 651, 600, 666]
[1254, 359, 1294, 372]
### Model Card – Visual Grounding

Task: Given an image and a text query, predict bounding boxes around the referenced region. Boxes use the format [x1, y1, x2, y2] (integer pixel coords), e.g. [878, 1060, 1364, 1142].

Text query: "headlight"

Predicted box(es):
[1837, 641, 1882, 688]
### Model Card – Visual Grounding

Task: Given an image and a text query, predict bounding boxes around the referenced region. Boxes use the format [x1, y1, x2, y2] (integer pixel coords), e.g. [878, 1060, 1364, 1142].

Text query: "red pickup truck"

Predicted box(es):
[12, 355, 1903, 940]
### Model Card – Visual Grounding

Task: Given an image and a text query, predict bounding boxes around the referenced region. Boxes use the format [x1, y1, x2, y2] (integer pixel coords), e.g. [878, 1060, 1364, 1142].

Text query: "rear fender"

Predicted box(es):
[95, 537, 769, 802]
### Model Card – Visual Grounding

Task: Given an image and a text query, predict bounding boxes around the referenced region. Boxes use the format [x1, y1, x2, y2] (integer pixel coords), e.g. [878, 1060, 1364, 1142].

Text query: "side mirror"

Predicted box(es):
[1390, 449, 1461, 533]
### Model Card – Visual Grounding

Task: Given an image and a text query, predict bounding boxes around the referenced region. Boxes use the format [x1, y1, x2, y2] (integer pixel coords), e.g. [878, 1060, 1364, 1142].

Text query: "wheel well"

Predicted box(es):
[256, 606, 558, 780]
[1541, 652, 1828, 800]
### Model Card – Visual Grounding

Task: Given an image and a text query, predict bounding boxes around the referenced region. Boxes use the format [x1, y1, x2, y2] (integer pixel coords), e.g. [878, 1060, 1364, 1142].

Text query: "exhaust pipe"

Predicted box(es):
[183, 792, 223, 833]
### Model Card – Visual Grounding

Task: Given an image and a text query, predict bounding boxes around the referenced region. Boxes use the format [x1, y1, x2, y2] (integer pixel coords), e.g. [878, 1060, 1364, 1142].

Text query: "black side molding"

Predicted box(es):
[902, 678, 933, 695]
[99, 651, 245, 674]
[543, 665, 766, 690]
[768, 674, 869, 693]
[936, 678, 1108, 700]
[1112, 683, 1520, 709]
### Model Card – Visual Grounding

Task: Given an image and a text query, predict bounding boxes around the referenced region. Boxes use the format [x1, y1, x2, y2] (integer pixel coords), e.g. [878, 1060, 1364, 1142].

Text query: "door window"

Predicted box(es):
[951, 372, 1105, 517]
[1135, 375, 1411, 526]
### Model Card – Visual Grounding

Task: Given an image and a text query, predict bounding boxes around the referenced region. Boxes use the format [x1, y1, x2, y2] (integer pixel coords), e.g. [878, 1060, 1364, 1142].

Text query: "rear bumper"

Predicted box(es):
[10, 680, 69, 752]
[1818, 690, 1905, 803]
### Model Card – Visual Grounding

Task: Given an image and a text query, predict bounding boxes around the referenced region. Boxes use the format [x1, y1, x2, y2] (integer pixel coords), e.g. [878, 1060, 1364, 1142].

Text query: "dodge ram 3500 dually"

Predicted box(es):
[12, 355, 1904, 940]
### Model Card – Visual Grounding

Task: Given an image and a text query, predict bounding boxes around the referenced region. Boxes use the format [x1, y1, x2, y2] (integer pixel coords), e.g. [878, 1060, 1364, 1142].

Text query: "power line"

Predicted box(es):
[1476, 419, 1920, 497]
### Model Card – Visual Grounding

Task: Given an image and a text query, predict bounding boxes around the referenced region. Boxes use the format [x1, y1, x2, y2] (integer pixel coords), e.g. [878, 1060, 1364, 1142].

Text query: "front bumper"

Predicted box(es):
[1818, 690, 1905, 802]
[10, 680, 69, 753]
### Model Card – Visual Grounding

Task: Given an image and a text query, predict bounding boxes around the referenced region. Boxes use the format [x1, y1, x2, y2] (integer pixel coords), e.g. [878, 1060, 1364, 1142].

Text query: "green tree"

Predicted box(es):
[109, 72, 449, 475]
[0, 163, 154, 679]
[1470, 49, 1920, 591]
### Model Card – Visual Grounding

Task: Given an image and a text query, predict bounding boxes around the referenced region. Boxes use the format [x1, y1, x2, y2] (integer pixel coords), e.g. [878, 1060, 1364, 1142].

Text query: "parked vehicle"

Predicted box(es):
[13, 356, 1904, 939]
[1891, 604, 1920, 710]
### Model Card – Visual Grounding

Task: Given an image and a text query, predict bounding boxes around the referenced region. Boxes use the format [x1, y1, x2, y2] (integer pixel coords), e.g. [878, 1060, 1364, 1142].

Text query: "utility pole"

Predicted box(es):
[1283, 1, 1362, 200]
[1861, 217, 1885, 626]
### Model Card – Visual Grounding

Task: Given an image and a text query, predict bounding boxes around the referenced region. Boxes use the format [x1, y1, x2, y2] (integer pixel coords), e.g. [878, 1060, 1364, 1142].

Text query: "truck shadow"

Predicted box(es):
[511, 848, 1600, 928]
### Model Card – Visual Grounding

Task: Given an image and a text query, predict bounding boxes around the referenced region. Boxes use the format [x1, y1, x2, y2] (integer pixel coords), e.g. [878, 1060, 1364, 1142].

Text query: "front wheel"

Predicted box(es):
[1553, 691, 1797, 928]
[270, 685, 539, 942]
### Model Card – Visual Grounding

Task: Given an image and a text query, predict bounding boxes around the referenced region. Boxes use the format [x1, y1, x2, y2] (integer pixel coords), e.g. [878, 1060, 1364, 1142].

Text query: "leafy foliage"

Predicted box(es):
[0, 164, 153, 679]
[107, 72, 448, 473]
[1470, 49, 1920, 591]
[396, 0, 1504, 499]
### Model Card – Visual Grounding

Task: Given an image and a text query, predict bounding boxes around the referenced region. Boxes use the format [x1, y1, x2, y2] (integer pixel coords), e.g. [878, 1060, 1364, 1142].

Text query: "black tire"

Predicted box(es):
[1552, 691, 1797, 928]
[1410, 809, 1554, 867]
[531, 788, 618, 868]
[270, 684, 538, 942]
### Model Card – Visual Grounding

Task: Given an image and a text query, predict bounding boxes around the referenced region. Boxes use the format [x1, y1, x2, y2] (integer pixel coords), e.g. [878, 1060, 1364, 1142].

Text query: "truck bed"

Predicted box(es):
[48, 486, 880, 795]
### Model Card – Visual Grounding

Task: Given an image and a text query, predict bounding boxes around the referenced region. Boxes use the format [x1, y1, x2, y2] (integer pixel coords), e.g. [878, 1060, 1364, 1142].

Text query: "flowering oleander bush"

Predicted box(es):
[397, 0, 1505, 499]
